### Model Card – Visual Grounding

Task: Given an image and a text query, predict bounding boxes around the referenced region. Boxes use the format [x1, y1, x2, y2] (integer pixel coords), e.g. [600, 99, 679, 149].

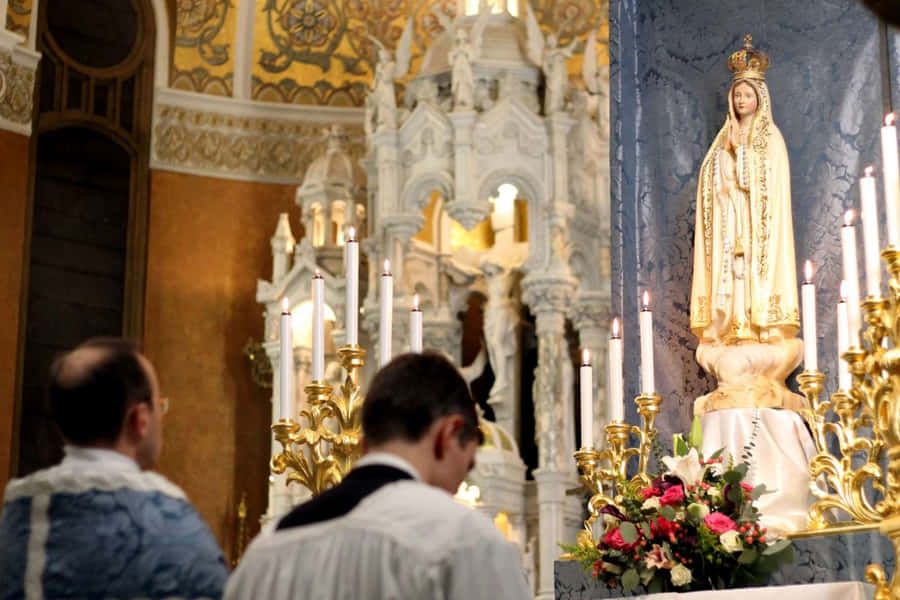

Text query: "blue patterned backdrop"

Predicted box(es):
[610, 0, 900, 439]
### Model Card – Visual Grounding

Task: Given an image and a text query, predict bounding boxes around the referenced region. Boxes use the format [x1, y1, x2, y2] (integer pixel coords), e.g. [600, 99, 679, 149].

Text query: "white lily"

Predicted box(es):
[662, 447, 707, 485]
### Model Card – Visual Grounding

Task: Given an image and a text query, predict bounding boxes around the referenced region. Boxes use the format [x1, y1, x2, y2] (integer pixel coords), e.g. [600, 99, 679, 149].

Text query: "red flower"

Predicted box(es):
[641, 486, 663, 500]
[704, 512, 737, 534]
[604, 527, 638, 552]
[741, 482, 754, 493]
[660, 485, 685, 506]
[652, 516, 678, 539]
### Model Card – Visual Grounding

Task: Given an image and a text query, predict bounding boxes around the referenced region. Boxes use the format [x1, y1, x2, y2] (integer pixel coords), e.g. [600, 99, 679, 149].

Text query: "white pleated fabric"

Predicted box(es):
[701, 408, 816, 535]
[225, 480, 531, 600]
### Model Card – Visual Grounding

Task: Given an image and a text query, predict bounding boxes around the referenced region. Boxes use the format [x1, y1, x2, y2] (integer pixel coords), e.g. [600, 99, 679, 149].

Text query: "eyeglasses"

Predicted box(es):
[159, 397, 170, 415]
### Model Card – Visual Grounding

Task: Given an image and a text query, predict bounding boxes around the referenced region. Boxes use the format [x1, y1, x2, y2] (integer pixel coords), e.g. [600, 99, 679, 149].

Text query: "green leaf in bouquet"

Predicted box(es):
[648, 574, 665, 594]
[740, 502, 755, 522]
[689, 416, 704, 449]
[660, 505, 676, 521]
[708, 447, 725, 461]
[727, 485, 744, 504]
[639, 567, 655, 586]
[673, 433, 689, 456]
[622, 568, 640, 591]
[724, 464, 748, 484]
[762, 538, 792, 556]
[640, 522, 651, 538]
[750, 484, 773, 500]
[602, 561, 623, 575]
[620, 521, 638, 544]
[738, 547, 758, 564]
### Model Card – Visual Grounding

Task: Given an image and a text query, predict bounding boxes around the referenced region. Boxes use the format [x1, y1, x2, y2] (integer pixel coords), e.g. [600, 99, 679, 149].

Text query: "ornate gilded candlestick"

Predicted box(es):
[270, 345, 367, 497]
[573, 394, 663, 544]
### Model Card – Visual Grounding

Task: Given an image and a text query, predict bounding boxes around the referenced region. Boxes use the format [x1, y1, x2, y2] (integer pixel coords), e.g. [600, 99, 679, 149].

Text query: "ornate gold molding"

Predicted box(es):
[150, 89, 365, 184]
[0, 31, 38, 135]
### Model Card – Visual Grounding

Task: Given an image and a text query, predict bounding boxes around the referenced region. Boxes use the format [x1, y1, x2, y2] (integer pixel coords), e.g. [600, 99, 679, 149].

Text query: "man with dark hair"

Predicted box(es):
[0, 338, 227, 599]
[226, 352, 531, 600]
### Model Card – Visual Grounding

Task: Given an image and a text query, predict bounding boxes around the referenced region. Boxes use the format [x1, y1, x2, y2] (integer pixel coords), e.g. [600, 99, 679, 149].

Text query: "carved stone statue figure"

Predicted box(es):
[481, 260, 521, 420]
[449, 28, 475, 110]
[524, 4, 576, 115]
[690, 36, 813, 535]
[368, 19, 413, 131]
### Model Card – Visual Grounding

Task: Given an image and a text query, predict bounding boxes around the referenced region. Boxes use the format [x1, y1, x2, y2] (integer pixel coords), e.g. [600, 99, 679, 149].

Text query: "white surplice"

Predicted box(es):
[225, 458, 531, 600]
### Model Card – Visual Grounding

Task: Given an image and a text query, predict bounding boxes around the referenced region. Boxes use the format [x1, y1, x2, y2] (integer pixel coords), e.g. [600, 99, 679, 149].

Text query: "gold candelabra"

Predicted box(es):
[790, 247, 900, 598]
[270, 344, 366, 496]
[572, 393, 662, 544]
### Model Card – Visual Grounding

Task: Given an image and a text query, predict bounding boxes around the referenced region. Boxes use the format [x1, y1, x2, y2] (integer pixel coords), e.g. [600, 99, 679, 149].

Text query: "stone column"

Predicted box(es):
[570, 292, 611, 449]
[448, 111, 491, 229]
[522, 272, 577, 600]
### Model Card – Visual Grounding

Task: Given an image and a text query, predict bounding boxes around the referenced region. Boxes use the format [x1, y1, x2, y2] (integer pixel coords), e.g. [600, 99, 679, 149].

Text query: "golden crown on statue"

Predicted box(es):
[728, 34, 770, 81]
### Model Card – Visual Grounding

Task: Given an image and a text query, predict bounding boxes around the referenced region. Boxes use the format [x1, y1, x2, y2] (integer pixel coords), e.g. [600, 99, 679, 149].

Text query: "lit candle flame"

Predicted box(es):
[840, 280, 847, 302]
[281, 297, 290, 313]
[314, 268, 322, 278]
[413, 294, 420, 310]
[383, 259, 391, 275]
[611, 317, 621, 338]
[865, 165, 875, 178]
[641, 290, 651, 310]
[348, 226, 356, 242]
[844, 210, 855, 227]
[804, 259, 814, 282]
[887, 113, 896, 127]
[582, 348, 591, 365]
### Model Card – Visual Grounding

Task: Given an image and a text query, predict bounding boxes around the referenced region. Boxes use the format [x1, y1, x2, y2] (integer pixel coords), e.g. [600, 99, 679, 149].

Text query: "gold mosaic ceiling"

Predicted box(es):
[171, 0, 609, 106]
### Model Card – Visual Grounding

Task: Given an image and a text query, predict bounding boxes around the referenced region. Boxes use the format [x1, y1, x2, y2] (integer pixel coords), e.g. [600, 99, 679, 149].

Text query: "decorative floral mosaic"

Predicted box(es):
[6, 0, 31, 39]
[172, 0, 236, 95]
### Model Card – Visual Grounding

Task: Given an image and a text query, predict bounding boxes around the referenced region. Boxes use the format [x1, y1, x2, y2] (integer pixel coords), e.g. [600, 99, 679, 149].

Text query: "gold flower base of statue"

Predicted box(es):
[572, 393, 662, 546]
[270, 345, 366, 496]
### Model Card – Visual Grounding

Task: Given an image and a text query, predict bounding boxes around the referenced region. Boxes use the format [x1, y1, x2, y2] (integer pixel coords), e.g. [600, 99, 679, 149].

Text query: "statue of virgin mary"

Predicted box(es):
[690, 37, 813, 534]
[690, 35, 805, 415]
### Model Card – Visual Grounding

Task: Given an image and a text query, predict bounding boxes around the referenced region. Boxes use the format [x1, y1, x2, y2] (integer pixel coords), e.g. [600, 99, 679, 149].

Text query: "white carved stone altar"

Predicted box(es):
[255, 4, 610, 598]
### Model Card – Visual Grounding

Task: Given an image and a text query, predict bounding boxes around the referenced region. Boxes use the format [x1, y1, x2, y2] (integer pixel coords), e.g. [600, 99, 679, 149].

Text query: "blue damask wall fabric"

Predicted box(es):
[610, 0, 898, 440]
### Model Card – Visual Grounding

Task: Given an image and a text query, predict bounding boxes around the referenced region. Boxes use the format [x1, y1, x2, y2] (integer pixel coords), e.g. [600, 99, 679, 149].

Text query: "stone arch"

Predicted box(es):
[476, 168, 547, 270]
[400, 171, 455, 214]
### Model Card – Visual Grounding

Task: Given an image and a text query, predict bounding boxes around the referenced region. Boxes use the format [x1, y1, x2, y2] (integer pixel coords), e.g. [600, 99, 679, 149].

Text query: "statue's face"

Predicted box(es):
[732, 82, 758, 117]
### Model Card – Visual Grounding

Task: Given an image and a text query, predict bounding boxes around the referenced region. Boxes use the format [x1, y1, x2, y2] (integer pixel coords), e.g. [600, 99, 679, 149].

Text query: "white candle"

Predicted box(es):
[860, 167, 882, 297]
[410, 294, 423, 353]
[841, 210, 862, 347]
[801, 260, 817, 371]
[882, 113, 900, 247]
[580, 349, 593, 448]
[312, 270, 325, 382]
[379, 260, 393, 367]
[639, 291, 654, 394]
[608, 318, 624, 423]
[345, 227, 359, 346]
[279, 297, 293, 420]
[837, 281, 851, 390]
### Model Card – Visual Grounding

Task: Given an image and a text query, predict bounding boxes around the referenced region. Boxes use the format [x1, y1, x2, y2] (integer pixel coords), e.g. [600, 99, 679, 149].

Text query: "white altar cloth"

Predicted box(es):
[626, 582, 872, 600]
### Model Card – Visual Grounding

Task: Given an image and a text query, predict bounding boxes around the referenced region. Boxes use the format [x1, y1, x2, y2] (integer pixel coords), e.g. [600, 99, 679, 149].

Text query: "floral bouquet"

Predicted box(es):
[564, 424, 793, 593]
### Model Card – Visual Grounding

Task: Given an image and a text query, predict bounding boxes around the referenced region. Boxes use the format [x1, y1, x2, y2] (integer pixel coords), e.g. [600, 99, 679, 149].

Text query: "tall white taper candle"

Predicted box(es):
[639, 291, 654, 394]
[410, 294, 423, 353]
[841, 210, 862, 347]
[379, 260, 393, 367]
[882, 113, 900, 247]
[312, 270, 325, 381]
[345, 227, 359, 345]
[580, 349, 593, 448]
[279, 297, 293, 420]
[838, 281, 851, 390]
[860, 167, 882, 297]
[608, 318, 624, 423]
[801, 260, 817, 371]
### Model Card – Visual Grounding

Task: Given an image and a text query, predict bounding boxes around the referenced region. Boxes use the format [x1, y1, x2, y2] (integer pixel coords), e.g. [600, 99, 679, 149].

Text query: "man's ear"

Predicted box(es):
[432, 415, 463, 461]
[125, 402, 151, 441]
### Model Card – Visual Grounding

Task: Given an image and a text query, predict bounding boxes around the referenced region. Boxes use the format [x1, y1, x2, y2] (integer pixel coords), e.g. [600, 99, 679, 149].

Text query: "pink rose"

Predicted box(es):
[604, 527, 638, 552]
[641, 486, 663, 500]
[660, 485, 685, 506]
[704, 512, 736, 534]
[644, 544, 673, 569]
[740, 482, 754, 493]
